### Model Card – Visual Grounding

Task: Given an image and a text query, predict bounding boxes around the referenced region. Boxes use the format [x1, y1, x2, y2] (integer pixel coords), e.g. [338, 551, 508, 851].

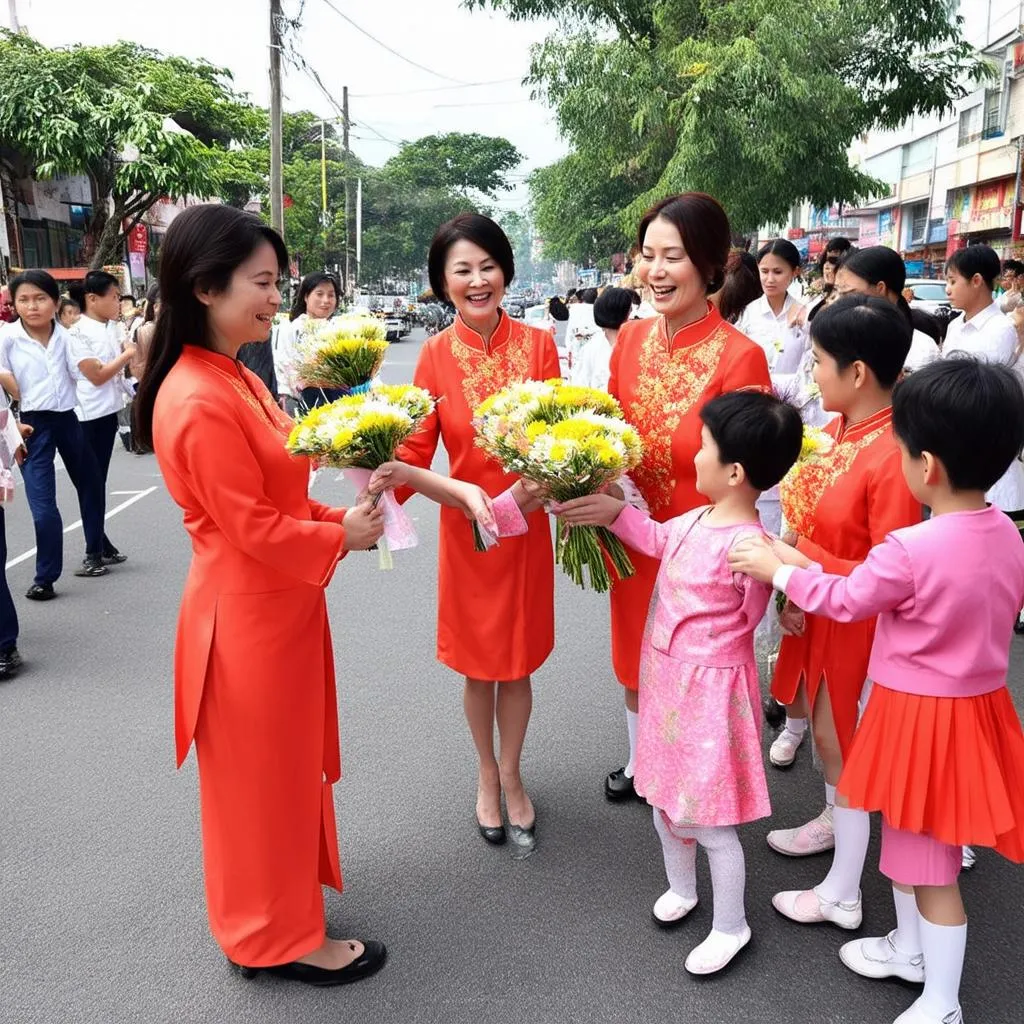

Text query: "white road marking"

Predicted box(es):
[6, 486, 159, 569]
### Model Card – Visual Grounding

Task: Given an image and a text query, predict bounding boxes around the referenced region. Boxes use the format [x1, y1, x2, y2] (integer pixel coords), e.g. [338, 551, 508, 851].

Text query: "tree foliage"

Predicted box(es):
[467, 0, 991, 236]
[0, 31, 262, 268]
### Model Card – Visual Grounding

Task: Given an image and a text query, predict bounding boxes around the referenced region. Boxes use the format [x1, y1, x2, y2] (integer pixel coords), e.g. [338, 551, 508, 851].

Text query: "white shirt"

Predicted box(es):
[734, 293, 809, 375]
[945, 301, 1024, 511]
[573, 329, 614, 392]
[905, 328, 941, 373]
[0, 319, 86, 413]
[566, 303, 601, 385]
[944, 301, 1018, 364]
[69, 315, 127, 421]
[273, 313, 318, 397]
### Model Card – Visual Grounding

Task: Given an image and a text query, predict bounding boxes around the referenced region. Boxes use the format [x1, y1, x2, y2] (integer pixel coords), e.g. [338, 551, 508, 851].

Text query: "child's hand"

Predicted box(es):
[727, 535, 784, 584]
[770, 537, 813, 569]
[554, 493, 626, 526]
[778, 600, 806, 636]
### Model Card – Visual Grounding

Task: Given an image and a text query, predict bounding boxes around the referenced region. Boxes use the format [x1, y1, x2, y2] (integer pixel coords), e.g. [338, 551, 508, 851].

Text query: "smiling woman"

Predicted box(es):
[132, 204, 388, 986]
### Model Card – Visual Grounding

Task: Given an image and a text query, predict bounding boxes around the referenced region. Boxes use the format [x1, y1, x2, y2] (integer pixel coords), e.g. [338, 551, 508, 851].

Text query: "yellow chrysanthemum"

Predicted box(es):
[526, 421, 549, 441]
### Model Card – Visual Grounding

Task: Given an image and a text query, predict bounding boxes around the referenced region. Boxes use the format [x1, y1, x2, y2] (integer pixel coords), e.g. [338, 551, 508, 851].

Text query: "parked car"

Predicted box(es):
[905, 278, 956, 324]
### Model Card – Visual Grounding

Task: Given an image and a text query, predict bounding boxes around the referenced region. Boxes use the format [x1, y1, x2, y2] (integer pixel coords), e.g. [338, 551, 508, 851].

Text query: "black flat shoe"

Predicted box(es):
[604, 767, 638, 802]
[477, 818, 507, 845]
[74, 557, 108, 578]
[763, 696, 786, 730]
[25, 583, 55, 601]
[232, 940, 387, 987]
[102, 552, 128, 566]
[0, 648, 22, 678]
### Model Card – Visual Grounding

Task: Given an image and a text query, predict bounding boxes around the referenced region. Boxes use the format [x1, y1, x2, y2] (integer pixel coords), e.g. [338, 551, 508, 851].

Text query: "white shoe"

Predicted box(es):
[772, 886, 863, 930]
[961, 846, 976, 871]
[892, 997, 963, 1023]
[839, 932, 925, 984]
[684, 925, 752, 975]
[652, 888, 698, 928]
[767, 805, 835, 857]
[769, 726, 806, 768]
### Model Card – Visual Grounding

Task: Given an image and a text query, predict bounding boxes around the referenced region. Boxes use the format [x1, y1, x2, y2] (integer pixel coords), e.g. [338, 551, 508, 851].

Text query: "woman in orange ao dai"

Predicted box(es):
[378, 214, 560, 855]
[135, 205, 403, 987]
[597, 193, 771, 803]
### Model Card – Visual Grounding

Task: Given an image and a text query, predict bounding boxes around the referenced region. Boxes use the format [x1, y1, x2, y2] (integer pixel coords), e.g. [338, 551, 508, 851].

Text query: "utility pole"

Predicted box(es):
[320, 120, 329, 265]
[356, 176, 363, 294]
[343, 85, 352, 299]
[269, 0, 285, 239]
[7, 0, 20, 32]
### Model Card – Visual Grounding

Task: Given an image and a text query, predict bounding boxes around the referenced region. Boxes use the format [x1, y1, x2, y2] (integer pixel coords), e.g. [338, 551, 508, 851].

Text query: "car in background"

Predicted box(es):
[905, 278, 956, 324]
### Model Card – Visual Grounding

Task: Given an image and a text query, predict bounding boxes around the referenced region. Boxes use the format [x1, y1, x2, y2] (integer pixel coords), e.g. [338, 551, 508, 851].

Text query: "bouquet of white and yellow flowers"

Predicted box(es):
[286, 384, 435, 568]
[292, 316, 389, 394]
[474, 379, 643, 592]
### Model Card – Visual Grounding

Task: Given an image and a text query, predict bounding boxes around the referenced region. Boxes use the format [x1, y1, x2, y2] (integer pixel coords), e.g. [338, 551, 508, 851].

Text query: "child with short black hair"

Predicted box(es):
[730, 358, 1024, 1024]
[557, 390, 803, 975]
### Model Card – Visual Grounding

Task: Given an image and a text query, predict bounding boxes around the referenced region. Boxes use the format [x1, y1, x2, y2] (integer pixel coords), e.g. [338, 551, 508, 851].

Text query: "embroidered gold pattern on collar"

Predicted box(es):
[629, 321, 729, 513]
[449, 322, 532, 410]
[204, 362, 292, 439]
[780, 424, 889, 539]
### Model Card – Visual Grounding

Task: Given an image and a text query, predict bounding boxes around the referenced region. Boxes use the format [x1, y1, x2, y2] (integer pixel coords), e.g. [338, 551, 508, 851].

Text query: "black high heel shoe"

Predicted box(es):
[230, 940, 387, 987]
[476, 817, 507, 844]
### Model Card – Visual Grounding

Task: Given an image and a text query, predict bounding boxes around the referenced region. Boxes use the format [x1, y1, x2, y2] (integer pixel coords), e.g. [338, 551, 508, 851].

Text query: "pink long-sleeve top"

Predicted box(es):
[611, 503, 771, 666]
[775, 505, 1024, 698]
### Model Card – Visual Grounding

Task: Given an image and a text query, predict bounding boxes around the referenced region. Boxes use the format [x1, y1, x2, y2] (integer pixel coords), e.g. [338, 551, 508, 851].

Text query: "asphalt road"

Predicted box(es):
[1, 328, 1021, 1024]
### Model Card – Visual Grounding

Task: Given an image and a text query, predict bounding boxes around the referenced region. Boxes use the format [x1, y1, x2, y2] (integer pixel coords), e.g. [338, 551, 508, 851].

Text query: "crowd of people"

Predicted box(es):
[2, 193, 1024, 1023]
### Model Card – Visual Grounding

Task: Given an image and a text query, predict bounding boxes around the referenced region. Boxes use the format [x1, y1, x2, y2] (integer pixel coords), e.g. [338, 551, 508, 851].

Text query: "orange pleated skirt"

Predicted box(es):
[839, 683, 1024, 862]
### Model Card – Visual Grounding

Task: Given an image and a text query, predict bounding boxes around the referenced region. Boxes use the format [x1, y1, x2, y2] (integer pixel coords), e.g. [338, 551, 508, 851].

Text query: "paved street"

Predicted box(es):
[1, 329, 1021, 1024]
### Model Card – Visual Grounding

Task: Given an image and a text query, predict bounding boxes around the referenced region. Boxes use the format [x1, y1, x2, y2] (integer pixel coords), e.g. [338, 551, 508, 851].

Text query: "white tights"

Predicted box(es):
[653, 808, 747, 935]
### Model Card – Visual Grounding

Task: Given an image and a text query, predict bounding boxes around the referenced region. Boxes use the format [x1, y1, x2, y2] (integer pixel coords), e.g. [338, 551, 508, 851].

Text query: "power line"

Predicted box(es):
[318, 0, 469, 84]
[352, 77, 522, 99]
[434, 99, 534, 109]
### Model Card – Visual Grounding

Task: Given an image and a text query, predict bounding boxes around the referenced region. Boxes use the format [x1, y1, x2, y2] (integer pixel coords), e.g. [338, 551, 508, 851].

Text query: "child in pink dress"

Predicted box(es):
[730, 358, 1024, 1024]
[556, 390, 803, 975]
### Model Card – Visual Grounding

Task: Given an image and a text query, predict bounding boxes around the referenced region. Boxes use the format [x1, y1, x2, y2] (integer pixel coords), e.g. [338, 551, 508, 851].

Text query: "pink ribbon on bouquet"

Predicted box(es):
[344, 467, 419, 552]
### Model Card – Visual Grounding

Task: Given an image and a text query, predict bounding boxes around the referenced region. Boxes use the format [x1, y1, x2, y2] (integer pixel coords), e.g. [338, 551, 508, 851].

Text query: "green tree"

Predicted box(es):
[466, 0, 990, 233]
[0, 31, 262, 268]
[384, 132, 523, 197]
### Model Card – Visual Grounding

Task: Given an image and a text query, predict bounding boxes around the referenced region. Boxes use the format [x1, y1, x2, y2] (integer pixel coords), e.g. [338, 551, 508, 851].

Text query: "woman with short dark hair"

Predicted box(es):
[592, 193, 772, 802]
[381, 212, 560, 855]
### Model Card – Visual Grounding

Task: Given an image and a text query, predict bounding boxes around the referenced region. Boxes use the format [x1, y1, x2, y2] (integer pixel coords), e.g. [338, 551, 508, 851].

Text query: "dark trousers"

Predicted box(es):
[20, 410, 105, 585]
[80, 412, 119, 557]
[0, 508, 18, 651]
[299, 386, 345, 412]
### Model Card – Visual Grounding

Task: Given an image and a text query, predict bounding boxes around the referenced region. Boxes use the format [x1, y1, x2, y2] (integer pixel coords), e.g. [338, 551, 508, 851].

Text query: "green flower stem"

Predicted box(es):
[556, 522, 635, 593]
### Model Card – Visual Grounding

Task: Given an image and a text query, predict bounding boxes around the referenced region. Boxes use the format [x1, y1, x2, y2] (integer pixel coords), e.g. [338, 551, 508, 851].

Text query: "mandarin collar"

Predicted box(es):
[658, 302, 722, 349]
[182, 343, 244, 372]
[838, 404, 892, 442]
[452, 309, 512, 353]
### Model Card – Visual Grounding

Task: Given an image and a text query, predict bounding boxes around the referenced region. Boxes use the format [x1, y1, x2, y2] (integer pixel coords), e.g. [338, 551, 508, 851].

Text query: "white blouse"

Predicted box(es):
[734, 293, 809, 375]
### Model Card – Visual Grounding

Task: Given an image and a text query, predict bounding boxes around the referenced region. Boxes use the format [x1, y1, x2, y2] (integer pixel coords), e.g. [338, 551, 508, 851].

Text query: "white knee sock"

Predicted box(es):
[917, 917, 967, 1016]
[693, 825, 747, 936]
[653, 808, 697, 901]
[624, 708, 639, 778]
[816, 806, 870, 903]
[825, 782, 837, 808]
[891, 886, 922, 955]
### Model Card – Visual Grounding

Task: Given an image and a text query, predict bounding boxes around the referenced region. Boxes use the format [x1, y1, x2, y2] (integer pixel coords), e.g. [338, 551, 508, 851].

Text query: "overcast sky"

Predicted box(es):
[14, 0, 567, 209]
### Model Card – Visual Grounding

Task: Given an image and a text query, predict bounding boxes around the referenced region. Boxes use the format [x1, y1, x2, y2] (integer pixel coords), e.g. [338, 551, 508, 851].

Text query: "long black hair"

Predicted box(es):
[133, 205, 288, 452]
[289, 271, 341, 322]
[716, 250, 762, 324]
[142, 283, 160, 325]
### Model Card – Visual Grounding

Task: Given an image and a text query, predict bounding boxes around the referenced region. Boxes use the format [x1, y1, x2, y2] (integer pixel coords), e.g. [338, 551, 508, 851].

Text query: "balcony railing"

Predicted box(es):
[982, 107, 1003, 140]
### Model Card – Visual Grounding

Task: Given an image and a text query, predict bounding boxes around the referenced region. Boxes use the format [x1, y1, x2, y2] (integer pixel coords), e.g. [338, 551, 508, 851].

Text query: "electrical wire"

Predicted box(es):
[318, 0, 469, 84]
[352, 78, 522, 99]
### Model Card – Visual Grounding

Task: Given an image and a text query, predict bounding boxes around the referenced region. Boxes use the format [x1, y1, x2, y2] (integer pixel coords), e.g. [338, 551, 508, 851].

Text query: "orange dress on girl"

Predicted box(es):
[773, 406, 922, 755]
[608, 306, 771, 688]
[153, 345, 350, 968]
[396, 313, 561, 681]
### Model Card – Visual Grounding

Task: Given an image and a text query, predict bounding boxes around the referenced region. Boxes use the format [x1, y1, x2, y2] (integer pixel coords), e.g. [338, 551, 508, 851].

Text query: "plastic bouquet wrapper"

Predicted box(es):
[474, 379, 643, 592]
[285, 384, 435, 569]
[292, 316, 389, 395]
[0, 408, 21, 504]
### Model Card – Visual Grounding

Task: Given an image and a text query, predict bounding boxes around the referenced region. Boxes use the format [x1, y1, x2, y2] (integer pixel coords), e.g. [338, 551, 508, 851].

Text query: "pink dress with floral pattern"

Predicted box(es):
[610, 504, 772, 827]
